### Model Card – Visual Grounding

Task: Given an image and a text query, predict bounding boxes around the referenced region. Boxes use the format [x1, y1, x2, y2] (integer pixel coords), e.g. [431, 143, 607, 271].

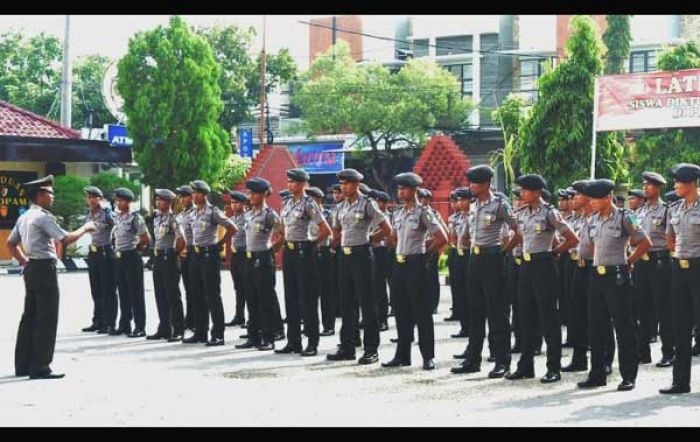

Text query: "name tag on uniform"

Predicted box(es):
[641, 253, 650, 261]
[287, 241, 295, 250]
[597, 265, 607, 275]
[523, 252, 532, 262]
[473, 246, 481, 255]
[396, 255, 406, 264]
[343, 247, 352, 256]
[90, 245, 97, 253]
[457, 248, 465, 256]
[680, 259, 691, 269]
[246, 251, 252, 259]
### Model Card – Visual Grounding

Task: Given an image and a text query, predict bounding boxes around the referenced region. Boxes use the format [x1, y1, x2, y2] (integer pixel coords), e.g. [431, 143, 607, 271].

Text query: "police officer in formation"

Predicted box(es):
[370, 189, 393, 332]
[174, 185, 196, 332]
[447, 188, 471, 338]
[226, 190, 249, 328]
[82, 186, 117, 334]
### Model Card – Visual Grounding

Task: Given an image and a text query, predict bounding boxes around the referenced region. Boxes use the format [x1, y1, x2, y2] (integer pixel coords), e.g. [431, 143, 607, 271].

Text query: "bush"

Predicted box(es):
[89, 172, 140, 202]
[53, 175, 89, 230]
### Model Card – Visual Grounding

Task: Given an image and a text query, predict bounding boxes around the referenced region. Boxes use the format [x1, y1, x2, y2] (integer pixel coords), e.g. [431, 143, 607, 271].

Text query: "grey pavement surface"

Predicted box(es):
[1, 271, 700, 426]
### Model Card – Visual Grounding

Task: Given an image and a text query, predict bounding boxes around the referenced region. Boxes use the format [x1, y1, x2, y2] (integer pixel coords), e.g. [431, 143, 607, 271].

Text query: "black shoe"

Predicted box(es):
[241, 323, 249, 329]
[235, 340, 257, 349]
[358, 352, 379, 365]
[510, 343, 522, 354]
[390, 337, 399, 343]
[541, 371, 561, 384]
[388, 309, 395, 317]
[205, 338, 225, 346]
[617, 379, 635, 391]
[355, 335, 362, 347]
[487, 355, 496, 363]
[257, 341, 275, 351]
[561, 341, 574, 349]
[183, 335, 208, 344]
[488, 364, 509, 379]
[505, 369, 535, 380]
[146, 333, 169, 340]
[380, 322, 389, 332]
[423, 359, 435, 370]
[97, 327, 113, 335]
[451, 363, 480, 374]
[639, 354, 652, 365]
[82, 325, 99, 332]
[273, 331, 285, 342]
[451, 330, 469, 338]
[444, 316, 459, 322]
[327, 349, 356, 361]
[577, 376, 607, 389]
[274, 343, 302, 354]
[453, 351, 468, 359]
[29, 371, 65, 380]
[605, 365, 613, 375]
[109, 327, 130, 336]
[167, 334, 183, 342]
[127, 330, 146, 338]
[562, 360, 588, 372]
[382, 358, 411, 368]
[320, 329, 335, 337]
[239, 334, 249, 340]
[656, 357, 674, 368]
[226, 317, 245, 327]
[301, 347, 318, 357]
[433, 308, 438, 315]
[659, 384, 690, 394]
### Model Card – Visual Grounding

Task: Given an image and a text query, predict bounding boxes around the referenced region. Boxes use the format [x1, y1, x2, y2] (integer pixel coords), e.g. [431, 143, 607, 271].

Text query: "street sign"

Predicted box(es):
[106, 124, 133, 147]
[239, 129, 254, 158]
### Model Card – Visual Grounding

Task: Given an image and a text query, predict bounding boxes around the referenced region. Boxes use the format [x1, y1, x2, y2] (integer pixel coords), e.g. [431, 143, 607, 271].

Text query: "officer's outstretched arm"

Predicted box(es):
[62, 222, 96, 247]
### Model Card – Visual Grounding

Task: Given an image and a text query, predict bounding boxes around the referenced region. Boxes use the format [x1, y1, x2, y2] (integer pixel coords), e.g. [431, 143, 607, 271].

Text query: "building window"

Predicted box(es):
[413, 39, 429, 58]
[435, 35, 472, 56]
[445, 63, 473, 98]
[629, 50, 658, 73]
[519, 58, 545, 103]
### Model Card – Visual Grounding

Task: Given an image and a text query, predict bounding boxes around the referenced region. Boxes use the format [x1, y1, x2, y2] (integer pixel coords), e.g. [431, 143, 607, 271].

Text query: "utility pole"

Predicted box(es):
[332, 15, 337, 60]
[60, 15, 72, 128]
[258, 15, 267, 148]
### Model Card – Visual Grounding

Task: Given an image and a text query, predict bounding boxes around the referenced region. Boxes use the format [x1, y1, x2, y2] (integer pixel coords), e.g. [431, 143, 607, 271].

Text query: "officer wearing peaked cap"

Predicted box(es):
[661, 164, 700, 394]
[82, 185, 117, 335]
[9, 175, 96, 379]
[225, 190, 250, 328]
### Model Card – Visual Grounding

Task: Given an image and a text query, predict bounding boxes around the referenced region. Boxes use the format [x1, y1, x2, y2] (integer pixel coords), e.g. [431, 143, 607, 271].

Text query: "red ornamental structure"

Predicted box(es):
[412, 135, 472, 221]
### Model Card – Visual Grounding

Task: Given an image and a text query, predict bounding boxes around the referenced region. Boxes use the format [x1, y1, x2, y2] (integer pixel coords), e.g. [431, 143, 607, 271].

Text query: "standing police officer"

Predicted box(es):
[660, 164, 700, 394]
[327, 169, 391, 365]
[82, 186, 117, 334]
[276, 168, 331, 356]
[451, 165, 519, 378]
[8, 175, 96, 379]
[370, 190, 393, 332]
[112, 188, 150, 338]
[382, 172, 447, 370]
[577, 179, 651, 392]
[149, 189, 186, 341]
[506, 175, 578, 383]
[183, 180, 237, 346]
[448, 188, 471, 338]
[226, 190, 249, 328]
[418, 188, 446, 314]
[175, 185, 196, 332]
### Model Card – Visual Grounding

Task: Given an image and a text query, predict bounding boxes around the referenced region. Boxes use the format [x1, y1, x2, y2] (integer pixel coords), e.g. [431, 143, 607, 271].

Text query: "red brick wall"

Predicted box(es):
[310, 15, 363, 63]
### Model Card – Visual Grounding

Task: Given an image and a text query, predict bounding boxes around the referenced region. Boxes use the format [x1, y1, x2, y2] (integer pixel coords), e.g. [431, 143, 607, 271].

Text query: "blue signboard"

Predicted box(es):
[106, 124, 132, 148]
[287, 143, 345, 174]
[238, 129, 253, 158]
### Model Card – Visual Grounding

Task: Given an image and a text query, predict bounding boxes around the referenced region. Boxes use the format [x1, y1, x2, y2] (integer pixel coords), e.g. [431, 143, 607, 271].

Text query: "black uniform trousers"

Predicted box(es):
[115, 250, 145, 331]
[451, 250, 469, 331]
[568, 262, 590, 355]
[230, 248, 247, 321]
[87, 246, 117, 329]
[558, 255, 574, 326]
[15, 259, 60, 376]
[372, 246, 392, 325]
[317, 246, 337, 331]
[338, 245, 380, 354]
[180, 254, 195, 330]
[516, 255, 561, 373]
[447, 248, 457, 315]
[670, 258, 700, 388]
[392, 254, 434, 361]
[283, 242, 320, 348]
[334, 246, 343, 318]
[427, 252, 441, 312]
[634, 254, 672, 360]
[464, 250, 511, 367]
[588, 266, 639, 381]
[152, 250, 185, 336]
[190, 246, 225, 340]
[244, 249, 278, 345]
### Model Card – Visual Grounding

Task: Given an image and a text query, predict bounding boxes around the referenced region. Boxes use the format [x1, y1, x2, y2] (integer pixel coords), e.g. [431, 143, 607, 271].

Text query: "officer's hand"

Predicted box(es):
[84, 221, 97, 233]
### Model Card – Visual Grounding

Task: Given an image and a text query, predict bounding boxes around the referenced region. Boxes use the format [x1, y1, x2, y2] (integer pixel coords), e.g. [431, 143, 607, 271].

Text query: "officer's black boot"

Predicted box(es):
[562, 347, 588, 372]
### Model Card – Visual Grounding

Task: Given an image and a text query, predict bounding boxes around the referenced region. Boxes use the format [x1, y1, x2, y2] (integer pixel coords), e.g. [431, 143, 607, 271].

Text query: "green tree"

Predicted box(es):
[628, 42, 700, 187]
[72, 54, 114, 129]
[602, 15, 632, 75]
[117, 15, 229, 189]
[214, 154, 251, 192]
[491, 93, 526, 190]
[89, 171, 140, 202]
[516, 15, 627, 193]
[52, 175, 89, 230]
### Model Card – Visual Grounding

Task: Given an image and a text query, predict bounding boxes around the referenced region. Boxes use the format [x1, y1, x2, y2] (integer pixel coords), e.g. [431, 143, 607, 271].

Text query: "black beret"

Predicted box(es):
[449, 191, 458, 201]
[642, 171, 666, 186]
[670, 163, 700, 183]
[359, 183, 371, 195]
[557, 189, 571, 200]
[190, 180, 211, 194]
[629, 189, 645, 199]
[581, 179, 615, 199]
[305, 187, 324, 199]
[417, 188, 433, 199]
[246, 177, 271, 194]
[331, 183, 341, 192]
[466, 165, 494, 183]
[373, 191, 390, 202]
[337, 168, 364, 182]
[115, 187, 135, 201]
[83, 186, 103, 198]
[286, 168, 310, 182]
[455, 187, 472, 200]
[279, 189, 292, 199]
[615, 195, 626, 203]
[571, 180, 591, 194]
[174, 185, 193, 196]
[494, 191, 508, 200]
[155, 189, 176, 200]
[542, 188, 552, 202]
[515, 174, 547, 191]
[665, 190, 680, 203]
[394, 172, 423, 188]
[24, 175, 54, 190]
[229, 190, 249, 202]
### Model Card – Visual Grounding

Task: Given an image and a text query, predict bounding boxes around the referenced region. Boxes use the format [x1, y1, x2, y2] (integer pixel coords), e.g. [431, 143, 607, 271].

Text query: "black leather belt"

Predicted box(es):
[395, 253, 426, 264]
[339, 244, 371, 256]
[192, 245, 219, 254]
[154, 248, 176, 258]
[285, 240, 314, 251]
[246, 249, 273, 259]
[231, 245, 247, 254]
[673, 257, 700, 270]
[593, 264, 629, 276]
[647, 250, 671, 260]
[471, 245, 502, 256]
[89, 244, 113, 254]
[521, 251, 554, 262]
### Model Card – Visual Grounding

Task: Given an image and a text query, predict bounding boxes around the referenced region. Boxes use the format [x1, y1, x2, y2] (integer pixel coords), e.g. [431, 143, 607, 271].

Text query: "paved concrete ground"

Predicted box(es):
[1, 271, 700, 426]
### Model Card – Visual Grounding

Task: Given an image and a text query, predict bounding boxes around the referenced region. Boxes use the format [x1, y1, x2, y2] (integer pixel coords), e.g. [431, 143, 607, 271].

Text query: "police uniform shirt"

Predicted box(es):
[244, 206, 282, 252]
[153, 210, 181, 250]
[468, 194, 517, 248]
[189, 202, 236, 247]
[114, 210, 149, 252]
[590, 208, 648, 266]
[638, 202, 668, 252]
[448, 212, 463, 245]
[332, 195, 387, 247]
[281, 195, 324, 242]
[86, 204, 114, 247]
[518, 200, 573, 254]
[666, 199, 700, 259]
[393, 204, 442, 256]
[370, 209, 391, 248]
[8, 204, 67, 260]
[310, 208, 332, 247]
[177, 204, 195, 246]
[577, 214, 595, 261]
[229, 212, 248, 251]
